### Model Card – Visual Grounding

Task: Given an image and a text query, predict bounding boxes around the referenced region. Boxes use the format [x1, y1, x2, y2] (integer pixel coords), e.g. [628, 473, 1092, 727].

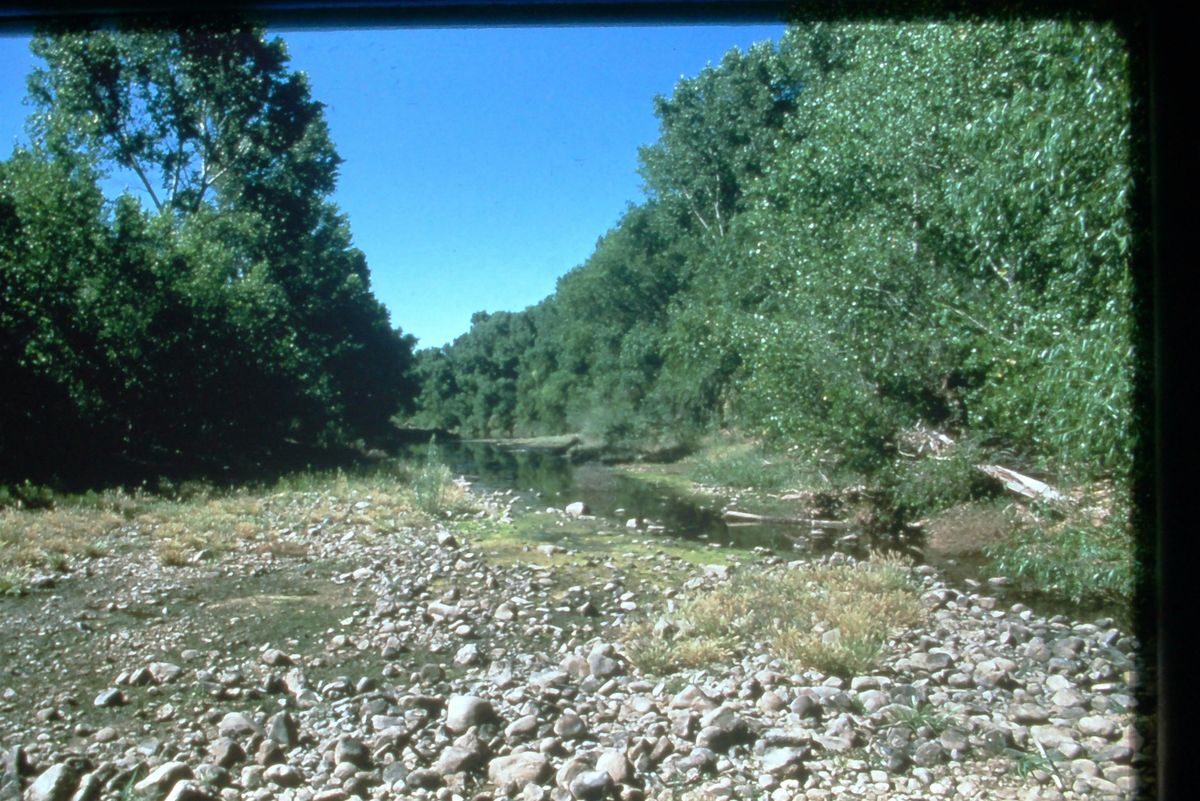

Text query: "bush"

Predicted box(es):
[983, 488, 1137, 604]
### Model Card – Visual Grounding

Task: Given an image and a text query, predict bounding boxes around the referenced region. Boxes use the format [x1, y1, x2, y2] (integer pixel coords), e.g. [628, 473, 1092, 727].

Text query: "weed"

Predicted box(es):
[0, 570, 22, 596]
[684, 440, 807, 491]
[118, 765, 148, 801]
[984, 485, 1137, 604]
[887, 702, 951, 736]
[623, 552, 923, 677]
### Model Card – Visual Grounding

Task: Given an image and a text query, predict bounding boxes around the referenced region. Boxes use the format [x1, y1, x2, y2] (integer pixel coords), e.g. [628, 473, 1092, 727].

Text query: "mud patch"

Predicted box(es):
[921, 501, 1017, 557]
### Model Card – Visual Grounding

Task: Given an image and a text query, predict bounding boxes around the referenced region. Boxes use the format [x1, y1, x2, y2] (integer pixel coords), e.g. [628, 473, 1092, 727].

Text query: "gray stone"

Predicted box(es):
[1010, 703, 1051, 723]
[594, 751, 632, 786]
[568, 770, 612, 801]
[207, 738, 245, 769]
[505, 714, 540, 741]
[445, 695, 496, 733]
[565, 502, 589, 517]
[433, 746, 483, 776]
[453, 643, 480, 667]
[555, 755, 593, 792]
[93, 689, 125, 708]
[67, 772, 101, 801]
[674, 747, 716, 772]
[24, 765, 77, 801]
[487, 753, 551, 792]
[134, 763, 193, 796]
[911, 741, 946, 767]
[695, 705, 751, 751]
[1077, 716, 1120, 740]
[334, 737, 371, 769]
[405, 768, 442, 789]
[262, 765, 302, 788]
[260, 649, 292, 667]
[553, 713, 587, 740]
[587, 644, 622, 679]
[761, 747, 807, 778]
[147, 662, 183, 684]
[265, 712, 300, 749]
[905, 652, 954, 673]
[217, 712, 259, 739]
[161, 782, 215, 801]
[670, 685, 716, 711]
[973, 657, 1018, 688]
[560, 655, 590, 678]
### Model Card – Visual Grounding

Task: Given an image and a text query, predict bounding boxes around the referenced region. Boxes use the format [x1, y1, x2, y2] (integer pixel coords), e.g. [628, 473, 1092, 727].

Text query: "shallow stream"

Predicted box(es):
[404, 439, 1130, 629]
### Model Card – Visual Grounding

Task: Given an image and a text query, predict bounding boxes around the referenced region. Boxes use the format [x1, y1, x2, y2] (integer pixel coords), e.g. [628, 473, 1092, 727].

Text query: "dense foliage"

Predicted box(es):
[412, 21, 1142, 491]
[1, 22, 416, 484]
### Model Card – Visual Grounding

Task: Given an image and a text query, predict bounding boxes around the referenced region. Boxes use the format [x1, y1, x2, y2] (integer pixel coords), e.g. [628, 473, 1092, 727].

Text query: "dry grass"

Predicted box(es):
[625, 552, 924, 677]
[0, 461, 481, 578]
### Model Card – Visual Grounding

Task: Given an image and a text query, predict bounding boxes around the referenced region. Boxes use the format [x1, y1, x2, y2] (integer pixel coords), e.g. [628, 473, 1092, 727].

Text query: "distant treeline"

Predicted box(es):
[411, 21, 1146, 484]
[1, 23, 416, 485]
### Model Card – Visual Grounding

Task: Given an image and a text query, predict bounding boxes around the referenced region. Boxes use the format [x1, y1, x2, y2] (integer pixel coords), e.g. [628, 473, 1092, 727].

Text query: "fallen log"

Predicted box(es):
[722, 510, 851, 529]
[976, 464, 1068, 504]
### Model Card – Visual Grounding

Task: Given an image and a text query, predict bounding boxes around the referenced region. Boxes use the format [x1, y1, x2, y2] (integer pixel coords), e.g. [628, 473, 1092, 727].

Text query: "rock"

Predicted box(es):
[565, 502, 589, 517]
[761, 747, 807, 778]
[675, 747, 717, 772]
[162, 782, 215, 801]
[902, 652, 954, 673]
[1076, 715, 1120, 739]
[433, 745, 483, 776]
[334, 736, 372, 769]
[671, 685, 717, 711]
[208, 738, 245, 769]
[134, 762, 193, 796]
[24, 764, 78, 801]
[555, 755, 593, 792]
[973, 657, 1018, 688]
[1010, 703, 1051, 723]
[453, 643, 480, 667]
[262, 764, 303, 788]
[505, 714, 540, 741]
[587, 644, 622, 679]
[487, 753, 551, 792]
[697, 705, 750, 748]
[595, 751, 633, 785]
[911, 741, 946, 767]
[756, 690, 787, 714]
[147, 662, 183, 683]
[569, 770, 612, 801]
[67, 771, 101, 801]
[265, 712, 300, 749]
[790, 694, 821, 720]
[561, 655, 590, 678]
[260, 649, 292, 667]
[427, 601, 465, 621]
[445, 695, 497, 733]
[217, 712, 260, 738]
[553, 713, 587, 740]
[93, 689, 125, 708]
[436, 530, 459, 548]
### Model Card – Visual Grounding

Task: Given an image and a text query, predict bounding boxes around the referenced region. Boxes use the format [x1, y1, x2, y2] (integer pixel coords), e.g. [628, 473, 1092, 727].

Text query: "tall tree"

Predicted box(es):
[2, 21, 416, 482]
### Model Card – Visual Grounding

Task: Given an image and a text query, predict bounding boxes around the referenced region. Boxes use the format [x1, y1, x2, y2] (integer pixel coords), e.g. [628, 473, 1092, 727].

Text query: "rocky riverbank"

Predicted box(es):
[0, 485, 1154, 801]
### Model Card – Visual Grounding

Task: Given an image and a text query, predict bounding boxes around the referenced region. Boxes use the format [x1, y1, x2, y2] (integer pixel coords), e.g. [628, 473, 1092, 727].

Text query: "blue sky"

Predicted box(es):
[0, 24, 787, 348]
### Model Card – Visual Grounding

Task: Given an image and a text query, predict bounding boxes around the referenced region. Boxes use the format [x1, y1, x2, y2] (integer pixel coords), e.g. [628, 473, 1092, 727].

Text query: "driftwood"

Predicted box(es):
[722, 510, 851, 529]
[976, 464, 1068, 504]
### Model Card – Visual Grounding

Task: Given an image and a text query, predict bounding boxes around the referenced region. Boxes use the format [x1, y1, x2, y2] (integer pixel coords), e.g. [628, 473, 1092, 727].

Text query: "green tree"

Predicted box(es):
[2, 21, 416, 482]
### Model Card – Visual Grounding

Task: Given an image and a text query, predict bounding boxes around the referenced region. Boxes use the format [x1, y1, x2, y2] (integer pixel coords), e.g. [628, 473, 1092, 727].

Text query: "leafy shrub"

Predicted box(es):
[984, 493, 1137, 604]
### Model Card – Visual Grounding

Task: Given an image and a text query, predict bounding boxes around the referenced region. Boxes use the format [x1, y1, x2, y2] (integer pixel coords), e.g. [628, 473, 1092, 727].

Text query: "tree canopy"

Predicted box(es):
[2, 21, 416, 485]
[411, 19, 1143, 491]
